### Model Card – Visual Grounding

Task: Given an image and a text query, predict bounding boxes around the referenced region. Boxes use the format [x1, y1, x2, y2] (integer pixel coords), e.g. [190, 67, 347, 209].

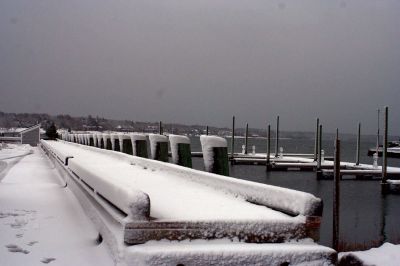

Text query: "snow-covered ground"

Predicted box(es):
[0, 145, 113, 266]
[339, 243, 400, 266]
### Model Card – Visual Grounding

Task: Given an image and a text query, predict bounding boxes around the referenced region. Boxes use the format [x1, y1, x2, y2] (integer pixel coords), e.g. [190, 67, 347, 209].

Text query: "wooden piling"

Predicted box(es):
[275, 116, 279, 157]
[169, 135, 192, 168]
[244, 123, 249, 155]
[381, 106, 389, 194]
[130, 133, 148, 158]
[266, 124, 271, 171]
[200, 135, 229, 176]
[230, 116, 235, 164]
[149, 134, 168, 162]
[356, 122, 361, 165]
[206, 126, 209, 136]
[314, 118, 320, 161]
[333, 129, 340, 251]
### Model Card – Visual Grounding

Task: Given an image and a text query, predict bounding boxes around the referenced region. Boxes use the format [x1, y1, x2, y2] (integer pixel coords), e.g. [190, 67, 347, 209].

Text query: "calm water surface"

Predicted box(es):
[189, 136, 400, 248]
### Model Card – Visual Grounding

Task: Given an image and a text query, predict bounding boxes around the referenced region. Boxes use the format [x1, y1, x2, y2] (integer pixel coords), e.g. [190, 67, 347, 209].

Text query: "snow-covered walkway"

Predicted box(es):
[0, 146, 113, 266]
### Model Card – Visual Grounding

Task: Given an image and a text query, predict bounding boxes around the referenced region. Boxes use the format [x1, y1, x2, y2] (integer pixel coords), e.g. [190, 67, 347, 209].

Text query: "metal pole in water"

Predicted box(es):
[230, 116, 235, 164]
[266, 124, 271, 170]
[382, 106, 389, 194]
[275, 115, 279, 157]
[314, 118, 320, 161]
[317, 124, 323, 171]
[356, 122, 361, 166]
[159, 121, 163, 135]
[376, 109, 380, 154]
[333, 129, 341, 251]
[244, 123, 249, 155]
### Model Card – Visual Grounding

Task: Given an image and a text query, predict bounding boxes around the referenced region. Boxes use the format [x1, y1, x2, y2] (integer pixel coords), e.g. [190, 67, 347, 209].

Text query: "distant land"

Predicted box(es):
[0, 111, 397, 141]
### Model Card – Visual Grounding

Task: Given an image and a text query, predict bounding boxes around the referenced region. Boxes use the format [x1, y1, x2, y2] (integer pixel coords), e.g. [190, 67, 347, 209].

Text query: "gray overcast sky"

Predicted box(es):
[1, 0, 400, 135]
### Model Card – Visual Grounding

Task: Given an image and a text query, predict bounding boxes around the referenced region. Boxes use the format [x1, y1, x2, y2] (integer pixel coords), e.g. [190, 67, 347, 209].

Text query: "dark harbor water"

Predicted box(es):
[188, 136, 400, 249]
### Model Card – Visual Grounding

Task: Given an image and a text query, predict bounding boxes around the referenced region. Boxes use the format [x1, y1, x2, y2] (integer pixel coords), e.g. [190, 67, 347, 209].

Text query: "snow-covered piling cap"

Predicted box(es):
[169, 134, 190, 164]
[200, 135, 227, 172]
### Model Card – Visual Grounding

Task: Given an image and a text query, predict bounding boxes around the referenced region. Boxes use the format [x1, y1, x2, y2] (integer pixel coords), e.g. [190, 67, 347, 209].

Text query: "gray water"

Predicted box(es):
[189, 136, 400, 248]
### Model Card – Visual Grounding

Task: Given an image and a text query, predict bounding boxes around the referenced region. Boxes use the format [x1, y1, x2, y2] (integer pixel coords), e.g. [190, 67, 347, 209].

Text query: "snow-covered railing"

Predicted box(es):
[41, 140, 74, 166]
[41, 140, 324, 245]
[68, 159, 150, 221]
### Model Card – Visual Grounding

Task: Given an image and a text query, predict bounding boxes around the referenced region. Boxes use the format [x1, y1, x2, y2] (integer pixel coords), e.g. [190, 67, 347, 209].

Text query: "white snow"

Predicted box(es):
[200, 135, 227, 172]
[339, 243, 400, 266]
[125, 239, 335, 266]
[148, 134, 168, 160]
[168, 134, 190, 164]
[0, 145, 113, 266]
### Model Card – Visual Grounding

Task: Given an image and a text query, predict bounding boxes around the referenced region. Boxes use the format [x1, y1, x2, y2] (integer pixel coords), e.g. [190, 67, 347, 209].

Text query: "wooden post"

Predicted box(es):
[317, 124, 323, 171]
[266, 124, 271, 170]
[149, 134, 168, 162]
[376, 109, 380, 154]
[169, 135, 192, 168]
[130, 133, 148, 158]
[314, 118, 320, 161]
[355, 122, 361, 165]
[381, 106, 389, 194]
[333, 129, 340, 251]
[200, 135, 229, 176]
[230, 116, 235, 164]
[244, 123, 249, 155]
[275, 115, 279, 157]
[206, 126, 209, 136]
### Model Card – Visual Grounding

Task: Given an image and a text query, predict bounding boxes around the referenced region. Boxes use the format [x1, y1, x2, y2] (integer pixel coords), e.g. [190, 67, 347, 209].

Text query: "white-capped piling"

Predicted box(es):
[244, 123, 249, 155]
[333, 129, 341, 251]
[130, 133, 148, 158]
[149, 134, 168, 162]
[230, 116, 235, 164]
[200, 135, 229, 176]
[382, 106, 389, 194]
[110, 134, 119, 151]
[102, 133, 112, 150]
[96, 133, 104, 148]
[88, 134, 94, 146]
[314, 118, 320, 161]
[169, 134, 192, 168]
[355, 122, 361, 165]
[275, 116, 280, 157]
[119, 134, 133, 155]
[93, 134, 98, 147]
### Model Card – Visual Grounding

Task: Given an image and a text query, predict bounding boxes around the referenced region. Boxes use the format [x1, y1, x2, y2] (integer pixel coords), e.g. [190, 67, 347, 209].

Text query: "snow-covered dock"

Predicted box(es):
[40, 140, 336, 265]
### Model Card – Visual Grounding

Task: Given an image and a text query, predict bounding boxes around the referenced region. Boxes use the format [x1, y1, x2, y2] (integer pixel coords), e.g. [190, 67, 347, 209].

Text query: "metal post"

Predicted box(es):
[317, 124, 323, 171]
[230, 116, 235, 164]
[376, 109, 380, 154]
[356, 122, 361, 165]
[159, 121, 163, 135]
[244, 123, 249, 155]
[314, 118, 320, 161]
[275, 115, 279, 157]
[266, 124, 271, 170]
[333, 129, 340, 251]
[382, 107, 389, 193]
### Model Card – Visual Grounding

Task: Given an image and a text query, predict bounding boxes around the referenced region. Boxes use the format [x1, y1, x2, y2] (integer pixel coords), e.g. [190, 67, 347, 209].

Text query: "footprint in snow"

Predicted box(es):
[41, 258, 56, 264]
[27, 241, 38, 246]
[5, 244, 30, 254]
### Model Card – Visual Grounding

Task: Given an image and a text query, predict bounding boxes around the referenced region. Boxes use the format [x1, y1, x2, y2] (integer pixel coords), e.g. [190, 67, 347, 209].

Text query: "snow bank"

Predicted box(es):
[148, 134, 168, 160]
[339, 243, 400, 266]
[169, 134, 190, 164]
[200, 135, 227, 172]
